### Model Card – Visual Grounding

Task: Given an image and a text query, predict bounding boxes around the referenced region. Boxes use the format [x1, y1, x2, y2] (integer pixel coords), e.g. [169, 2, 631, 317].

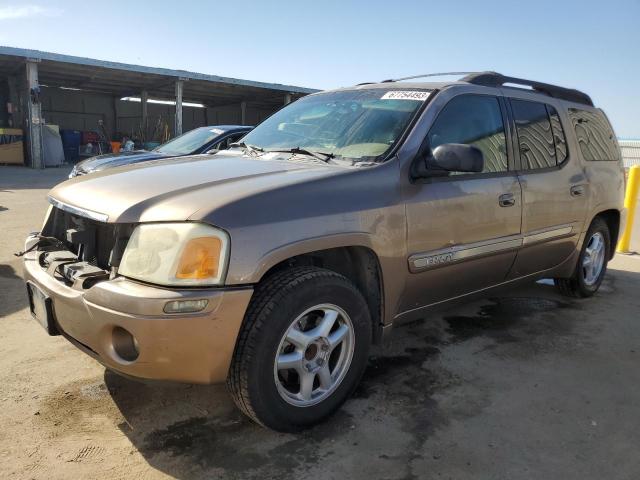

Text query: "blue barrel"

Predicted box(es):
[60, 129, 81, 163]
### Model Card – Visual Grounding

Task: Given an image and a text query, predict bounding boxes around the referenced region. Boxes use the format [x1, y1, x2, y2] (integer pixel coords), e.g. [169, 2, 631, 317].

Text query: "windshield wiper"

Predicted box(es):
[229, 142, 264, 155]
[266, 147, 335, 163]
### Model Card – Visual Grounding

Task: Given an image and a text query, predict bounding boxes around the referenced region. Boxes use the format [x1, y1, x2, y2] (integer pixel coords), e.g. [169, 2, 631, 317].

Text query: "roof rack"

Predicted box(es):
[461, 71, 593, 106]
[380, 72, 477, 83]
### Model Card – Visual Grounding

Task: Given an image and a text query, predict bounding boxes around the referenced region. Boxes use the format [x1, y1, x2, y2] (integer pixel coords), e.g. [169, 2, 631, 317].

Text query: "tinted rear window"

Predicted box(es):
[568, 108, 620, 161]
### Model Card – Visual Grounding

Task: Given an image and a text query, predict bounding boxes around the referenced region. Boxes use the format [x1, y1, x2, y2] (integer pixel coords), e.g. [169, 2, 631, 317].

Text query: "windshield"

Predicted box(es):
[240, 89, 430, 162]
[155, 127, 226, 155]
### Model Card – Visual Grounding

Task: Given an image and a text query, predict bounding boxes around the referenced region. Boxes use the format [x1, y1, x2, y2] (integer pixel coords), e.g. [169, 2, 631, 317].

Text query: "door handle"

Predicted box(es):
[570, 185, 585, 197]
[499, 193, 516, 207]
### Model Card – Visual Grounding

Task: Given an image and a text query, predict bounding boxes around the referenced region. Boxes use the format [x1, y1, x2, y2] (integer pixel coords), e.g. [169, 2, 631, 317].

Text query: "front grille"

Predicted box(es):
[42, 206, 133, 270]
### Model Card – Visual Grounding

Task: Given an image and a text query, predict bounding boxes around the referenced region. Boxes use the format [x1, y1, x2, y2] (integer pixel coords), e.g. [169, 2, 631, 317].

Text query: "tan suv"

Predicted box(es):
[22, 72, 624, 431]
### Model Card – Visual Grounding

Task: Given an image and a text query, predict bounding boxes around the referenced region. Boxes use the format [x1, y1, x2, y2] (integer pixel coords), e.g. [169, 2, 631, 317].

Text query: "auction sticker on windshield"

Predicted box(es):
[381, 91, 431, 101]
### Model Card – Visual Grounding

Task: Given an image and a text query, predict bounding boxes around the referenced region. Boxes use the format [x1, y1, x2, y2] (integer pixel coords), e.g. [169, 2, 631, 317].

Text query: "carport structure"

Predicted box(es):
[0, 46, 317, 168]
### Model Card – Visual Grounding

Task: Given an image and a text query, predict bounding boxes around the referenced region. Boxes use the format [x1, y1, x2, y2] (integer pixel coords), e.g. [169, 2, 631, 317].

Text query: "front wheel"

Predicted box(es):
[227, 267, 371, 431]
[555, 217, 611, 298]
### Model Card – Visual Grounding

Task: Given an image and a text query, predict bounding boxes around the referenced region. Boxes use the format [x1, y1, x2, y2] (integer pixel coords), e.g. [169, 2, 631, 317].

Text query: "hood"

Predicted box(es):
[73, 150, 170, 175]
[50, 153, 341, 224]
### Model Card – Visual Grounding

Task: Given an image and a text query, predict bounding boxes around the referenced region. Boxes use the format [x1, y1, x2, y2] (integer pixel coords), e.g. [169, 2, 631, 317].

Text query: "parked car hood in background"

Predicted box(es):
[50, 153, 344, 224]
[72, 150, 171, 176]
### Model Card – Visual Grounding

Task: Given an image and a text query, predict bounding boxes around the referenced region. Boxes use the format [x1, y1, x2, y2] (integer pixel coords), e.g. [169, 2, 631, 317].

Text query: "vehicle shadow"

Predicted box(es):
[103, 270, 635, 479]
[0, 261, 28, 318]
[104, 370, 361, 479]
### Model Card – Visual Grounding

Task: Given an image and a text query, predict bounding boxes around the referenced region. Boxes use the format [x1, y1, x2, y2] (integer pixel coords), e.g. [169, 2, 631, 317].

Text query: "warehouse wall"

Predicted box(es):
[205, 104, 277, 126]
[37, 86, 276, 140]
[41, 87, 114, 134]
[115, 100, 208, 139]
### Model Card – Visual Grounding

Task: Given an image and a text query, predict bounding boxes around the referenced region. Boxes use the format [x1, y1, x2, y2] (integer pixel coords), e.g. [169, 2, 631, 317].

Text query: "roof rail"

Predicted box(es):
[380, 72, 477, 83]
[461, 71, 593, 106]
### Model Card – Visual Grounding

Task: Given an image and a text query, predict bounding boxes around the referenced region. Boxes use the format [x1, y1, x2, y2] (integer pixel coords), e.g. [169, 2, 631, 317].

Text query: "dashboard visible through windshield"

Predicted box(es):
[240, 89, 431, 162]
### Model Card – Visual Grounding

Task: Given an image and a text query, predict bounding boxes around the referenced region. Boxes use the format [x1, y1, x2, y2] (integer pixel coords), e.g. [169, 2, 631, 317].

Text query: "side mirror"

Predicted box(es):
[412, 143, 484, 178]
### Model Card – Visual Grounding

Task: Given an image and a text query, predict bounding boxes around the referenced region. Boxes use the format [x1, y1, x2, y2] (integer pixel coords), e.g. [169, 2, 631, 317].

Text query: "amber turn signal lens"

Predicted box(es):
[175, 237, 222, 279]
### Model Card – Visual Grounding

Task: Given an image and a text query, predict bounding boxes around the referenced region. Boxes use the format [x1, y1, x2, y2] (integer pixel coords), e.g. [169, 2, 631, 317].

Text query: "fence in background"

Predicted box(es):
[620, 140, 640, 168]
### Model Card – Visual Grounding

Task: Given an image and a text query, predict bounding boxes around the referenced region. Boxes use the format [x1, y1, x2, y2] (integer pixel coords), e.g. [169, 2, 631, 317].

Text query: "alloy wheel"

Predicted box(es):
[273, 304, 355, 407]
[582, 232, 606, 286]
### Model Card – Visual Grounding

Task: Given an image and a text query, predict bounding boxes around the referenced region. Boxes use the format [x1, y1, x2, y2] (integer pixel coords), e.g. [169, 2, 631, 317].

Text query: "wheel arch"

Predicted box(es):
[593, 209, 620, 259]
[255, 241, 385, 344]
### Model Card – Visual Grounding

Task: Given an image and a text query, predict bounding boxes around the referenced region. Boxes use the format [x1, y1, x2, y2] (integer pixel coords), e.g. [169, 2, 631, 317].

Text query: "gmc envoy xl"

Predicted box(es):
[22, 72, 624, 431]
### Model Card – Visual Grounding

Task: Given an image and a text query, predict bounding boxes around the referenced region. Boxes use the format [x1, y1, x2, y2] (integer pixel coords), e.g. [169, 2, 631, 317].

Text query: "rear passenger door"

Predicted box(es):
[506, 98, 588, 278]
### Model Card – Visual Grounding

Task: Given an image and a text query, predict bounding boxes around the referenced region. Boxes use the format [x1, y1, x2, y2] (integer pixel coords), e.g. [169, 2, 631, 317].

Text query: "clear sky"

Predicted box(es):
[1, 0, 639, 137]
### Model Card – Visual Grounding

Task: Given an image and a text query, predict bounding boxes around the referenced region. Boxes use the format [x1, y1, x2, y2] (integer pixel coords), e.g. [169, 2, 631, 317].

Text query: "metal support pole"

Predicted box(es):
[617, 166, 640, 253]
[26, 59, 44, 169]
[112, 96, 119, 138]
[141, 90, 148, 133]
[284, 93, 292, 105]
[174, 80, 184, 136]
[240, 101, 247, 125]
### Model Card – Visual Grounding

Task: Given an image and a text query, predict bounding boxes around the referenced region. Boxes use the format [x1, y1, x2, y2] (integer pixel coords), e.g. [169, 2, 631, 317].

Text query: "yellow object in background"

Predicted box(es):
[0, 128, 24, 165]
[617, 166, 640, 253]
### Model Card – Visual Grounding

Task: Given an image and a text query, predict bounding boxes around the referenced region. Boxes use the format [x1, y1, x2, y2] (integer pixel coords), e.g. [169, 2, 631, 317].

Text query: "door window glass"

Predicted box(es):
[511, 100, 555, 169]
[427, 95, 508, 173]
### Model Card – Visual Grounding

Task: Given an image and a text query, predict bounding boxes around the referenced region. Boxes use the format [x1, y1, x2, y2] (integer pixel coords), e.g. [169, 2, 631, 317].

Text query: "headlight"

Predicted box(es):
[118, 223, 230, 286]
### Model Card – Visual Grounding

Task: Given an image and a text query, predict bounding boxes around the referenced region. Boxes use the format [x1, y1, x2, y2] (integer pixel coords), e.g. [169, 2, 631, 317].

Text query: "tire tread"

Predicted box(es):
[226, 266, 354, 427]
[555, 217, 610, 298]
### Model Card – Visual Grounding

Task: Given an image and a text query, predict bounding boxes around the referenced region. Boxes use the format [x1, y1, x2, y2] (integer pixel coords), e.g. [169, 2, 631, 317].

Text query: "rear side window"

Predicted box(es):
[547, 105, 567, 163]
[511, 100, 556, 169]
[427, 94, 508, 173]
[568, 108, 620, 161]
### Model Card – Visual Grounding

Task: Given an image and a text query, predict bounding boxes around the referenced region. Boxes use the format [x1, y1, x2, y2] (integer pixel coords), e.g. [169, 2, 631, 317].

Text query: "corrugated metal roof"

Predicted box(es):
[619, 139, 640, 167]
[0, 45, 317, 95]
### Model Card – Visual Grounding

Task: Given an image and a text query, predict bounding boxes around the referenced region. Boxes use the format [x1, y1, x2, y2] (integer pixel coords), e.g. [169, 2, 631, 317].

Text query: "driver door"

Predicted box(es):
[400, 93, 522, 313]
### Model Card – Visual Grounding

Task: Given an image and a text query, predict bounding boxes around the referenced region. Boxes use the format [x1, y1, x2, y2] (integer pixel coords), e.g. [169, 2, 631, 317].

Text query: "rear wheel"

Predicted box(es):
[555, 217, 610, 298]
[227, 266, 371, 431]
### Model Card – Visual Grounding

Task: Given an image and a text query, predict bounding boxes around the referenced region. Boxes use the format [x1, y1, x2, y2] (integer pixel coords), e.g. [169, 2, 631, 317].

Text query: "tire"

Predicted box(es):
[227, 266, 371, 431]
[555, 217, 611, 298]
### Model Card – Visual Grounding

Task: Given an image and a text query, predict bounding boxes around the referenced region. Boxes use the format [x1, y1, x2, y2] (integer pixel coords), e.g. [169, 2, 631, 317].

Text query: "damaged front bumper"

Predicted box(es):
[22, 243, 253, 384]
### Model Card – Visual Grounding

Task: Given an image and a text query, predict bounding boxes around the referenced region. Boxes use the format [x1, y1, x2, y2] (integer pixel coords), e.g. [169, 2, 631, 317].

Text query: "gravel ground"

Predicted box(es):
[1, 165, 640, 480]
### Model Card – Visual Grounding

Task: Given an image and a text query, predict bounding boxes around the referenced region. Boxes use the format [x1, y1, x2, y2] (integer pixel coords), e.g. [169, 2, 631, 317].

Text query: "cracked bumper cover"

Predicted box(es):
[23, 251, 253, 384]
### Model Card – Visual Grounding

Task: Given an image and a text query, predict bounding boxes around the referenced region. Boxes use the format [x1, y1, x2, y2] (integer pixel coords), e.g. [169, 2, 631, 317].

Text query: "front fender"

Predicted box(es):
[244, 232, 376, 284]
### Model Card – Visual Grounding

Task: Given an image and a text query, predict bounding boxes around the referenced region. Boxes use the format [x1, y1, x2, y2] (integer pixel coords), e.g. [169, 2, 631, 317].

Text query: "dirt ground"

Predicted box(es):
[1, 165, 640, 480]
